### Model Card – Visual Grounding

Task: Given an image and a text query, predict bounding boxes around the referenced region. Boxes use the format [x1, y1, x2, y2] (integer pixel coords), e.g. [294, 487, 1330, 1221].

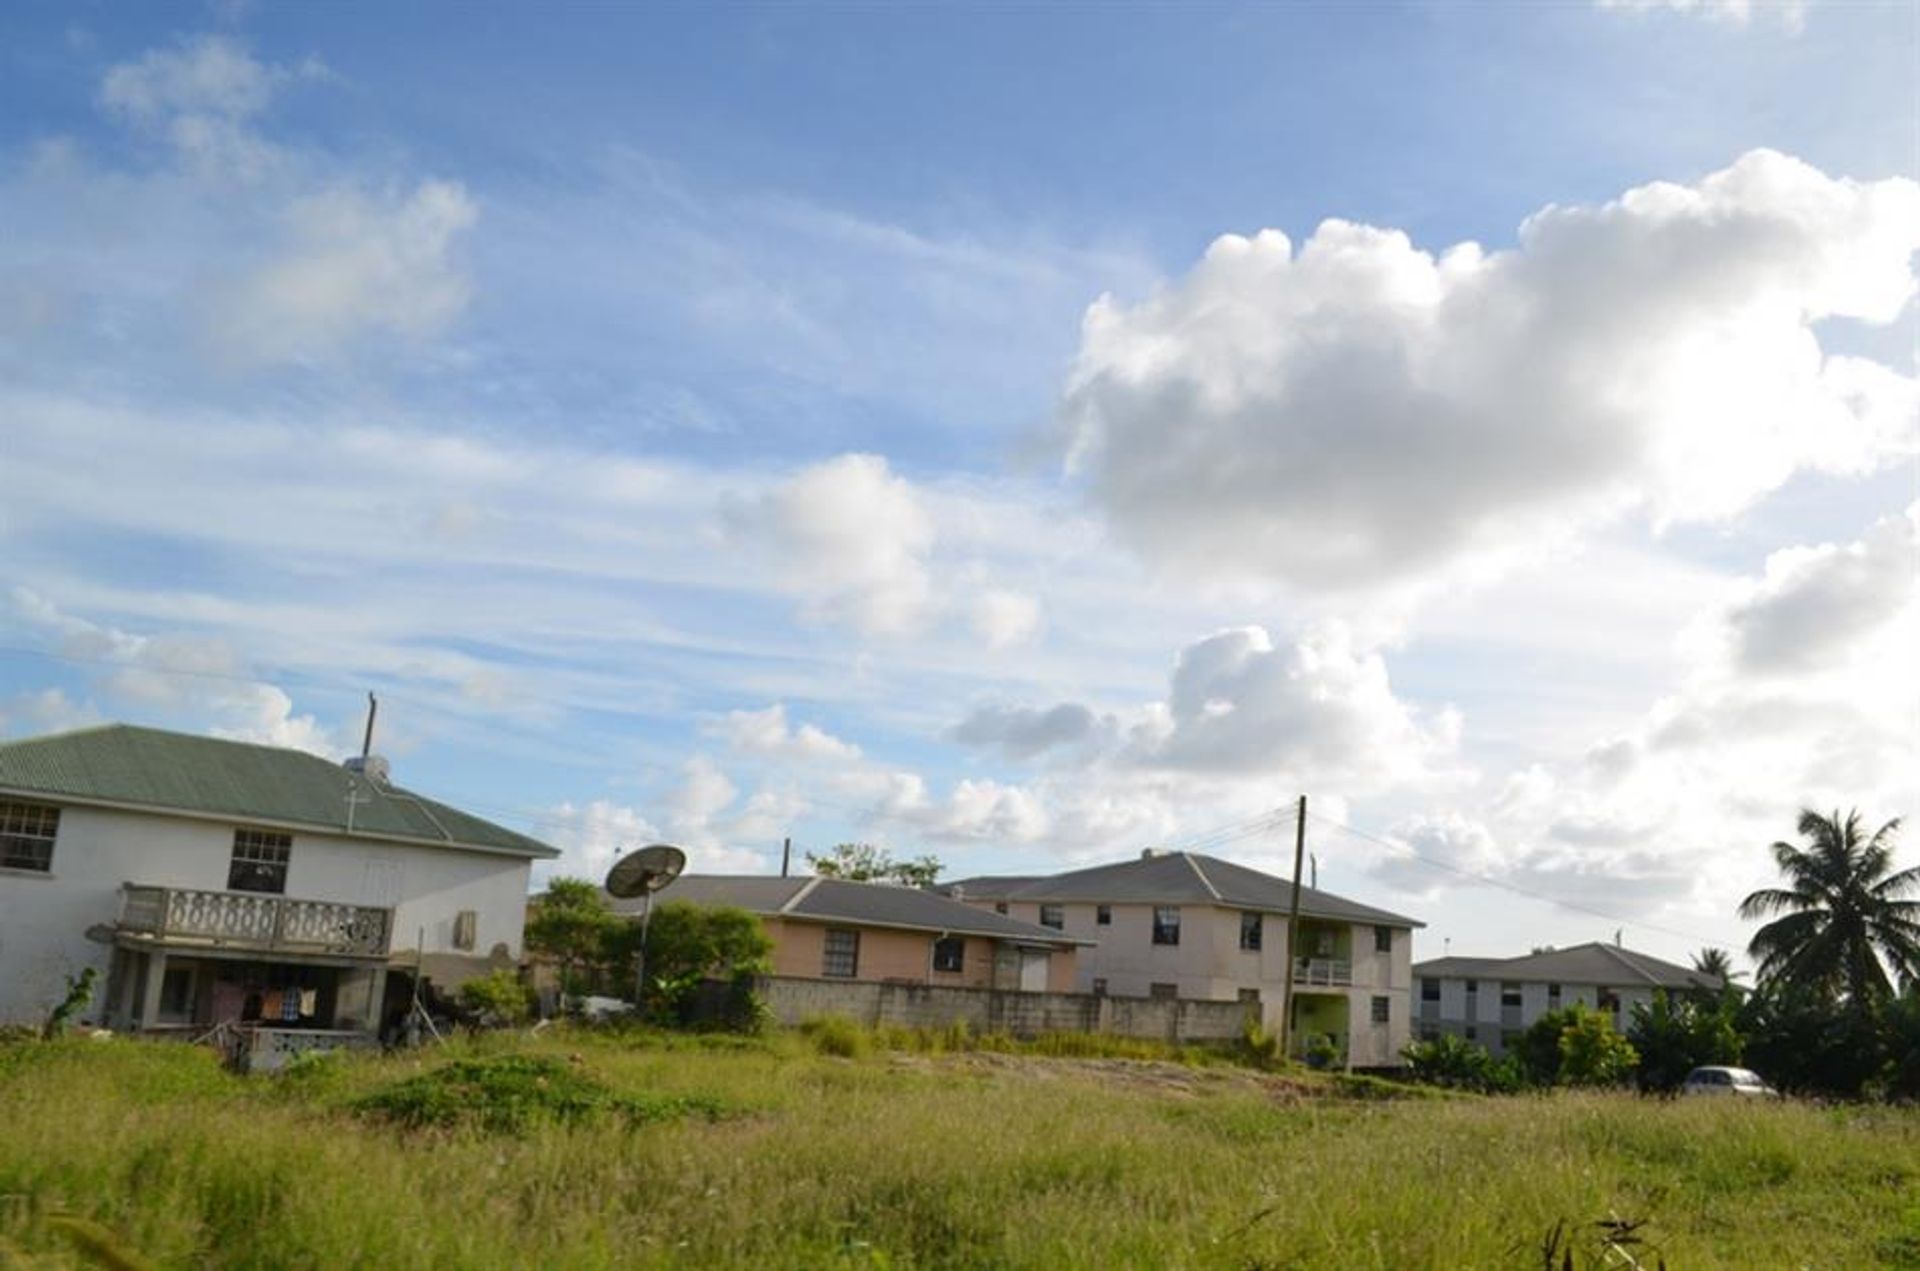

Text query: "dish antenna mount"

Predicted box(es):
[605, 844, 687, 1004]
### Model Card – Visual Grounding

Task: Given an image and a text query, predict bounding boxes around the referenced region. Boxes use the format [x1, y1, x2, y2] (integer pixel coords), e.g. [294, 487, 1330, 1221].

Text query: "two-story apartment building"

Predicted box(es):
[947, 850, 1422, 1068]
[0, 724, 557, 1063]
[1411, 942, 1727, 1056]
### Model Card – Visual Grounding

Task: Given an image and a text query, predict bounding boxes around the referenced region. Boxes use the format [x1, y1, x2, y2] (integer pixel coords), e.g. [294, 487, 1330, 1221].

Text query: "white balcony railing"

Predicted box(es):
[1293, 957, 1353, 986]
[118, 885, 391, 958]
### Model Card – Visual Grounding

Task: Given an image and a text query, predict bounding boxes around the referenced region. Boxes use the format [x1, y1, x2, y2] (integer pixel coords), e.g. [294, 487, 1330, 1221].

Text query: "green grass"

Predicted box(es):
[1, 1030, 1915, 1268]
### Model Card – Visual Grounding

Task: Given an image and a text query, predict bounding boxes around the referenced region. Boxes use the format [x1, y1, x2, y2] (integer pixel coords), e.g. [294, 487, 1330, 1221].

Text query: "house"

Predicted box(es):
[1411, 942, 1727, 1056]
[609, 874, 1088, 991]
[946, 849, 1423, 1067]
[0, 724, 558, 1062]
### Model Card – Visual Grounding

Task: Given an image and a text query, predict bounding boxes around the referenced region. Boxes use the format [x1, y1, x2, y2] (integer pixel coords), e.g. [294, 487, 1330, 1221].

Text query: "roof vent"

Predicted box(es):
[345, 754, 391, 786]
[1141, 847, 1162, 860]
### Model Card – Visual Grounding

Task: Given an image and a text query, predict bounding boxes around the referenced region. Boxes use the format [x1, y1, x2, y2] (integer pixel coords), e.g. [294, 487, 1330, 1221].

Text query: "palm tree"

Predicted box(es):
[1738, 809, 1920, 1007]
[1690, 947, 1741, 985]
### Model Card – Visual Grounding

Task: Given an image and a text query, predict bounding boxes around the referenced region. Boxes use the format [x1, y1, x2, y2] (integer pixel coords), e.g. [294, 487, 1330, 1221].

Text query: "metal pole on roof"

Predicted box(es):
[1278, 795, 1307, 1064]
[361, 692, 378, 759]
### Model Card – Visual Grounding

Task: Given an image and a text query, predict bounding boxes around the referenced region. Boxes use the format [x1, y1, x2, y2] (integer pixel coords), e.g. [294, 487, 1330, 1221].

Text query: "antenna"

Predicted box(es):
[605, 844, 688, 1004]
[361, 692, 378, 759]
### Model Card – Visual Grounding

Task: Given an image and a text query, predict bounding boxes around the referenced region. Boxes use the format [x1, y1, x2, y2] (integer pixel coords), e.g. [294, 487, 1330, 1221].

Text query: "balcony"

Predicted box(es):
[118, 885, 392, 959]
[1293, 957, 1352, 986]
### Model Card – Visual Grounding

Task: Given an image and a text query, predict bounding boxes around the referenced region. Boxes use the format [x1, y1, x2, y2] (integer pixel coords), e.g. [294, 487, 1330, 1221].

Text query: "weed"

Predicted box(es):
[353, 1054, 728, 1133]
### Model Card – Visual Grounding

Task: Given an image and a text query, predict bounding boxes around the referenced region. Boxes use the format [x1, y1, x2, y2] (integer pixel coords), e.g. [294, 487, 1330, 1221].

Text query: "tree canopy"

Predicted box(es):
[1738, 809, 1919, 1007]
[805, 842, 943, 887]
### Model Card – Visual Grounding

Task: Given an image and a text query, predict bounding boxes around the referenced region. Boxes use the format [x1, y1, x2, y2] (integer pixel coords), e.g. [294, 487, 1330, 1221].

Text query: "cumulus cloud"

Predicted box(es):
[1720, 504, 1919, 674]
[1128, 624, 1463, 787]
[969, 588, 1043, 649]
[1061, 150, 1919, 594]
[707, 703, 862, 763]
[727, 453, 937, 636]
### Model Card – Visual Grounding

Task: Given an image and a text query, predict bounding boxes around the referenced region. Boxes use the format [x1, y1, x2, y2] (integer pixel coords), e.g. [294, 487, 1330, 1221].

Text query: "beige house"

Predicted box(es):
[948, 850, 1422, 1068]
[609, 874, 1085, 992]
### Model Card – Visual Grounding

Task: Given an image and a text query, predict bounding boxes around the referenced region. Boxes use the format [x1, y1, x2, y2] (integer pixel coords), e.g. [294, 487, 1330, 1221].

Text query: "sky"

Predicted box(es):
[2, 0, 1915, 973]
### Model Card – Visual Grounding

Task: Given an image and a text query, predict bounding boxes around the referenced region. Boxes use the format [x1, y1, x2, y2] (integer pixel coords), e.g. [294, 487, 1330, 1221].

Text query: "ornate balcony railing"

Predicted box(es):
[1293, 957, 1353, 986]
[118, 885, 391, 958]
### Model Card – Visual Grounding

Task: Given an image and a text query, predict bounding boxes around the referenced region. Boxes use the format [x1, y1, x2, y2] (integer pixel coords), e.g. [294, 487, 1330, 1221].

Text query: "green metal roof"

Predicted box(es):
[0, 724, 558, 858]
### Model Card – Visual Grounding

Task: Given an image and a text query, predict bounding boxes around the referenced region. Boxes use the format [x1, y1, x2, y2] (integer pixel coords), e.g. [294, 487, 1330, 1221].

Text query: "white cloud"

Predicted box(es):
[213, 180, 477, 364]
[707, 703, 862, 763]
[1060, 150, 1919, 595]
[1719, 504, 1919, 675]
[969, 588, 1043, 649]
[0, 688, 101, 738]
[948, 702, 1104, 760]
[99, 36, 326, 179]
[1596, 0, 1810, 32]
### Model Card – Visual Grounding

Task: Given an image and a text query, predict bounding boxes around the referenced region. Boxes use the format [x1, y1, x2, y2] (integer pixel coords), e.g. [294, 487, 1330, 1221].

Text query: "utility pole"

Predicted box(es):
[781, 837, 792, 878]
[1278, 795, 1307, 1063]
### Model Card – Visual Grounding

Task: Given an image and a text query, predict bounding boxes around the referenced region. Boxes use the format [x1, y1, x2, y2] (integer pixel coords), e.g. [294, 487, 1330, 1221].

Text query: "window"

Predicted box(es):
[1151, 907, 1180, 946]
[1547, 982, 1561, 1001]
[932, 936, 965, 973]
[452, 910, 478, 952]
[1371, 995, 1390, 1024]
[0, 801, 59, 872]
[1095, 904, 1111, 926]
[993, 902, 1008, 915]
[1148, 982, 1177, 1000]
[1501, 982, 1522, 1008]
[1598, 988, 1620, 1015]
[1465, 1024, 1478, 1041]
[1091, 977, 1108, 996]
[1239, 911, 1263, 952]
[822, 929, 859, 978]
[1420, 978, 1440, 1002]
[1238, 988, 1261, 1005]
[1374, 925, 1393, 954]
[227, 828, 291, 894]
[1039, 904, 1065, 930]
[1464, 978, 1478, 994]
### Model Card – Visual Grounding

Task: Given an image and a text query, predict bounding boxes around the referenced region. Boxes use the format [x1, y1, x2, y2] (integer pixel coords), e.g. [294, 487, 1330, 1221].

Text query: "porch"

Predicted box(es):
[1288, 991, 1351, 1069]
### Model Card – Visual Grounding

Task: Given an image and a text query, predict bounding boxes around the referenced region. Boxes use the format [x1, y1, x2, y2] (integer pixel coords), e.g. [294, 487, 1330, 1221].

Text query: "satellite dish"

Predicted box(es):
[606, 844, 687, 899]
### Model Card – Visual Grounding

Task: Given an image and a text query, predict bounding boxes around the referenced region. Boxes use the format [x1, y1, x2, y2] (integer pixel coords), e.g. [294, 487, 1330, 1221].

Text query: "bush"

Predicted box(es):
[354, 1055, 727, 1133]
[1557, 1007, 1638, 1087]
[801, 1015, 871, 1059]
[457, 969, 535, 1029]
[1400, 1033, 1524, 1093]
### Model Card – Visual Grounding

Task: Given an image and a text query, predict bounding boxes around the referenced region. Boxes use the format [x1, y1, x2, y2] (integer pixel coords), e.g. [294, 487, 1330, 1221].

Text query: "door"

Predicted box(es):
[1019, 949, 1049, 992]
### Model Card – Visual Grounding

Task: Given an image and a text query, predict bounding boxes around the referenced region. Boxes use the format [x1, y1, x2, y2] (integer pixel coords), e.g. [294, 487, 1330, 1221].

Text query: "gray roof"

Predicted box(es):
[945, 851, 1422, 928]
[610, 874, 1090, 945]
[0, 724, 557, 859]
[1412, 942, 1724, 991]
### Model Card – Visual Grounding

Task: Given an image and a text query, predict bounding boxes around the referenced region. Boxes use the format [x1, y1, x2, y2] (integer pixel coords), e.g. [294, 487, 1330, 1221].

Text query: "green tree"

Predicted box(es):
[1690, 947, 1739, 986]
[1738, 809, 1919, 1008]
[806, 842, 943, 887]
[1557, 1005, 1639, 1087]
[1628, 988, 1742, 1093]
[616, 901, 773, 1029]
[457, 969, 535, 1028]
[525, 877, 621, 997]
[1515, 1006, 1579, 1086]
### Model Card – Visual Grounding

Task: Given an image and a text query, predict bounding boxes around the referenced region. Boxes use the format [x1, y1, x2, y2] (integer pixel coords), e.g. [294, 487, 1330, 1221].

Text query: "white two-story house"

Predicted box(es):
[0, 724, 557, 1061]
[948, 850, 1422, 1068]
[1411, 942, 1728, 1056]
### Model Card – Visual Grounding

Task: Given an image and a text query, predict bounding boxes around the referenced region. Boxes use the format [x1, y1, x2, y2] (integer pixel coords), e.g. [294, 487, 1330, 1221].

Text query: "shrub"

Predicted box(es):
[354, 1055, 726, 1133]
[457, 969, 535, 1029]
[801, 1015, 871, 1059]
[1557, 1007, 1639, 1087]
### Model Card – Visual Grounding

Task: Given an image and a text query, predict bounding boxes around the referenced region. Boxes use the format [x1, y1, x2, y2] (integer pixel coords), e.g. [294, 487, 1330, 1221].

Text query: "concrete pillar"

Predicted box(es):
[136, 950, 167, 1032]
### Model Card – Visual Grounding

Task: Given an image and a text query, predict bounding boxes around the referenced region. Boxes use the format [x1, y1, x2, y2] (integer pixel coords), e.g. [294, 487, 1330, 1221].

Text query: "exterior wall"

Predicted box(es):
[0, 801, 536, 1026]
[760, 975, 1249, 1042]
[970, 898, 1414, 1067]
[762, 917, 1074, 991]
[1414, 974, 1654, 1056]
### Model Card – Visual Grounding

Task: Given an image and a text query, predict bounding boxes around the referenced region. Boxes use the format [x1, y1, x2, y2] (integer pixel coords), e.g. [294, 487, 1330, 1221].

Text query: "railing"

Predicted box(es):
[118, 885, 391, 958]
[1293, 957, 1352, 986]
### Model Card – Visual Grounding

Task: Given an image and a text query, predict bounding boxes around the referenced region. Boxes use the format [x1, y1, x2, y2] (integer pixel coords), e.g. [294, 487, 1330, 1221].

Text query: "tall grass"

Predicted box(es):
[0, 1030, 1914, 1268]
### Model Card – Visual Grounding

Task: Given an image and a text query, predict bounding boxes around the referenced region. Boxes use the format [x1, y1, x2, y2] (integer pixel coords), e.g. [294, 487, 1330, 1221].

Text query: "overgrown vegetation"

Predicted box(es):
[353, 1054, 728, 1133]
[0, 1029, 1913, 1268]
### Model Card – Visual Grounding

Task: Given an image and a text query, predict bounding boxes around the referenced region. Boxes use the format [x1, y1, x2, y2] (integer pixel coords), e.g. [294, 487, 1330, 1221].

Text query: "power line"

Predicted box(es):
[1303, 809, 1731, 951]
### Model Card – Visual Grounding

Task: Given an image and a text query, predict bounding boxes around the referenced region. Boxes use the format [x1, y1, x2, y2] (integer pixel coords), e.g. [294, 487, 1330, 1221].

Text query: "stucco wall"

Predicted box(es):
[0, 801, 536, 1025]
[1414, 975, 1648, 1056]
[762, 976, 1249, 1042]
[763, 918, 1072, 991]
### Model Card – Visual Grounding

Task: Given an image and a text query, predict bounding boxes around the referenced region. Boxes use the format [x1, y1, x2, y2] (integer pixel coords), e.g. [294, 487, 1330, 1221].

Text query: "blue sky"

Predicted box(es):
[2, 0, 1915, 969]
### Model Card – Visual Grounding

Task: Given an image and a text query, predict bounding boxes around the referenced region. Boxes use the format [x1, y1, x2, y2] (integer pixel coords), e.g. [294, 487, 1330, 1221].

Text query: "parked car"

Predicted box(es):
[1681, 1066, 1778, 1097]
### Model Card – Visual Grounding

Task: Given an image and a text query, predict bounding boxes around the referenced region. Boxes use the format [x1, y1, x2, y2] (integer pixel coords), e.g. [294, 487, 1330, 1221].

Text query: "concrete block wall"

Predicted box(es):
[760, 976, 1248, 1043]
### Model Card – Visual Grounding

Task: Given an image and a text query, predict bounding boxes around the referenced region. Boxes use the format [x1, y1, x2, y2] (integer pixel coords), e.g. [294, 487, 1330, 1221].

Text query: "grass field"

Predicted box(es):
[1, 1028, 1916, 1269]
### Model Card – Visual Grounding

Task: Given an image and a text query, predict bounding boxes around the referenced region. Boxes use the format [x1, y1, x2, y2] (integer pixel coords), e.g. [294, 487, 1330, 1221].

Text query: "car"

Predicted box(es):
[1680, 1065, 1778, 1097]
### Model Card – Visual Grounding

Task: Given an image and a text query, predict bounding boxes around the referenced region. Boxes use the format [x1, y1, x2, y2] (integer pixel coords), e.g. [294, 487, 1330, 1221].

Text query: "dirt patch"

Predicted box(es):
[892, 1050, 1328, 1102]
